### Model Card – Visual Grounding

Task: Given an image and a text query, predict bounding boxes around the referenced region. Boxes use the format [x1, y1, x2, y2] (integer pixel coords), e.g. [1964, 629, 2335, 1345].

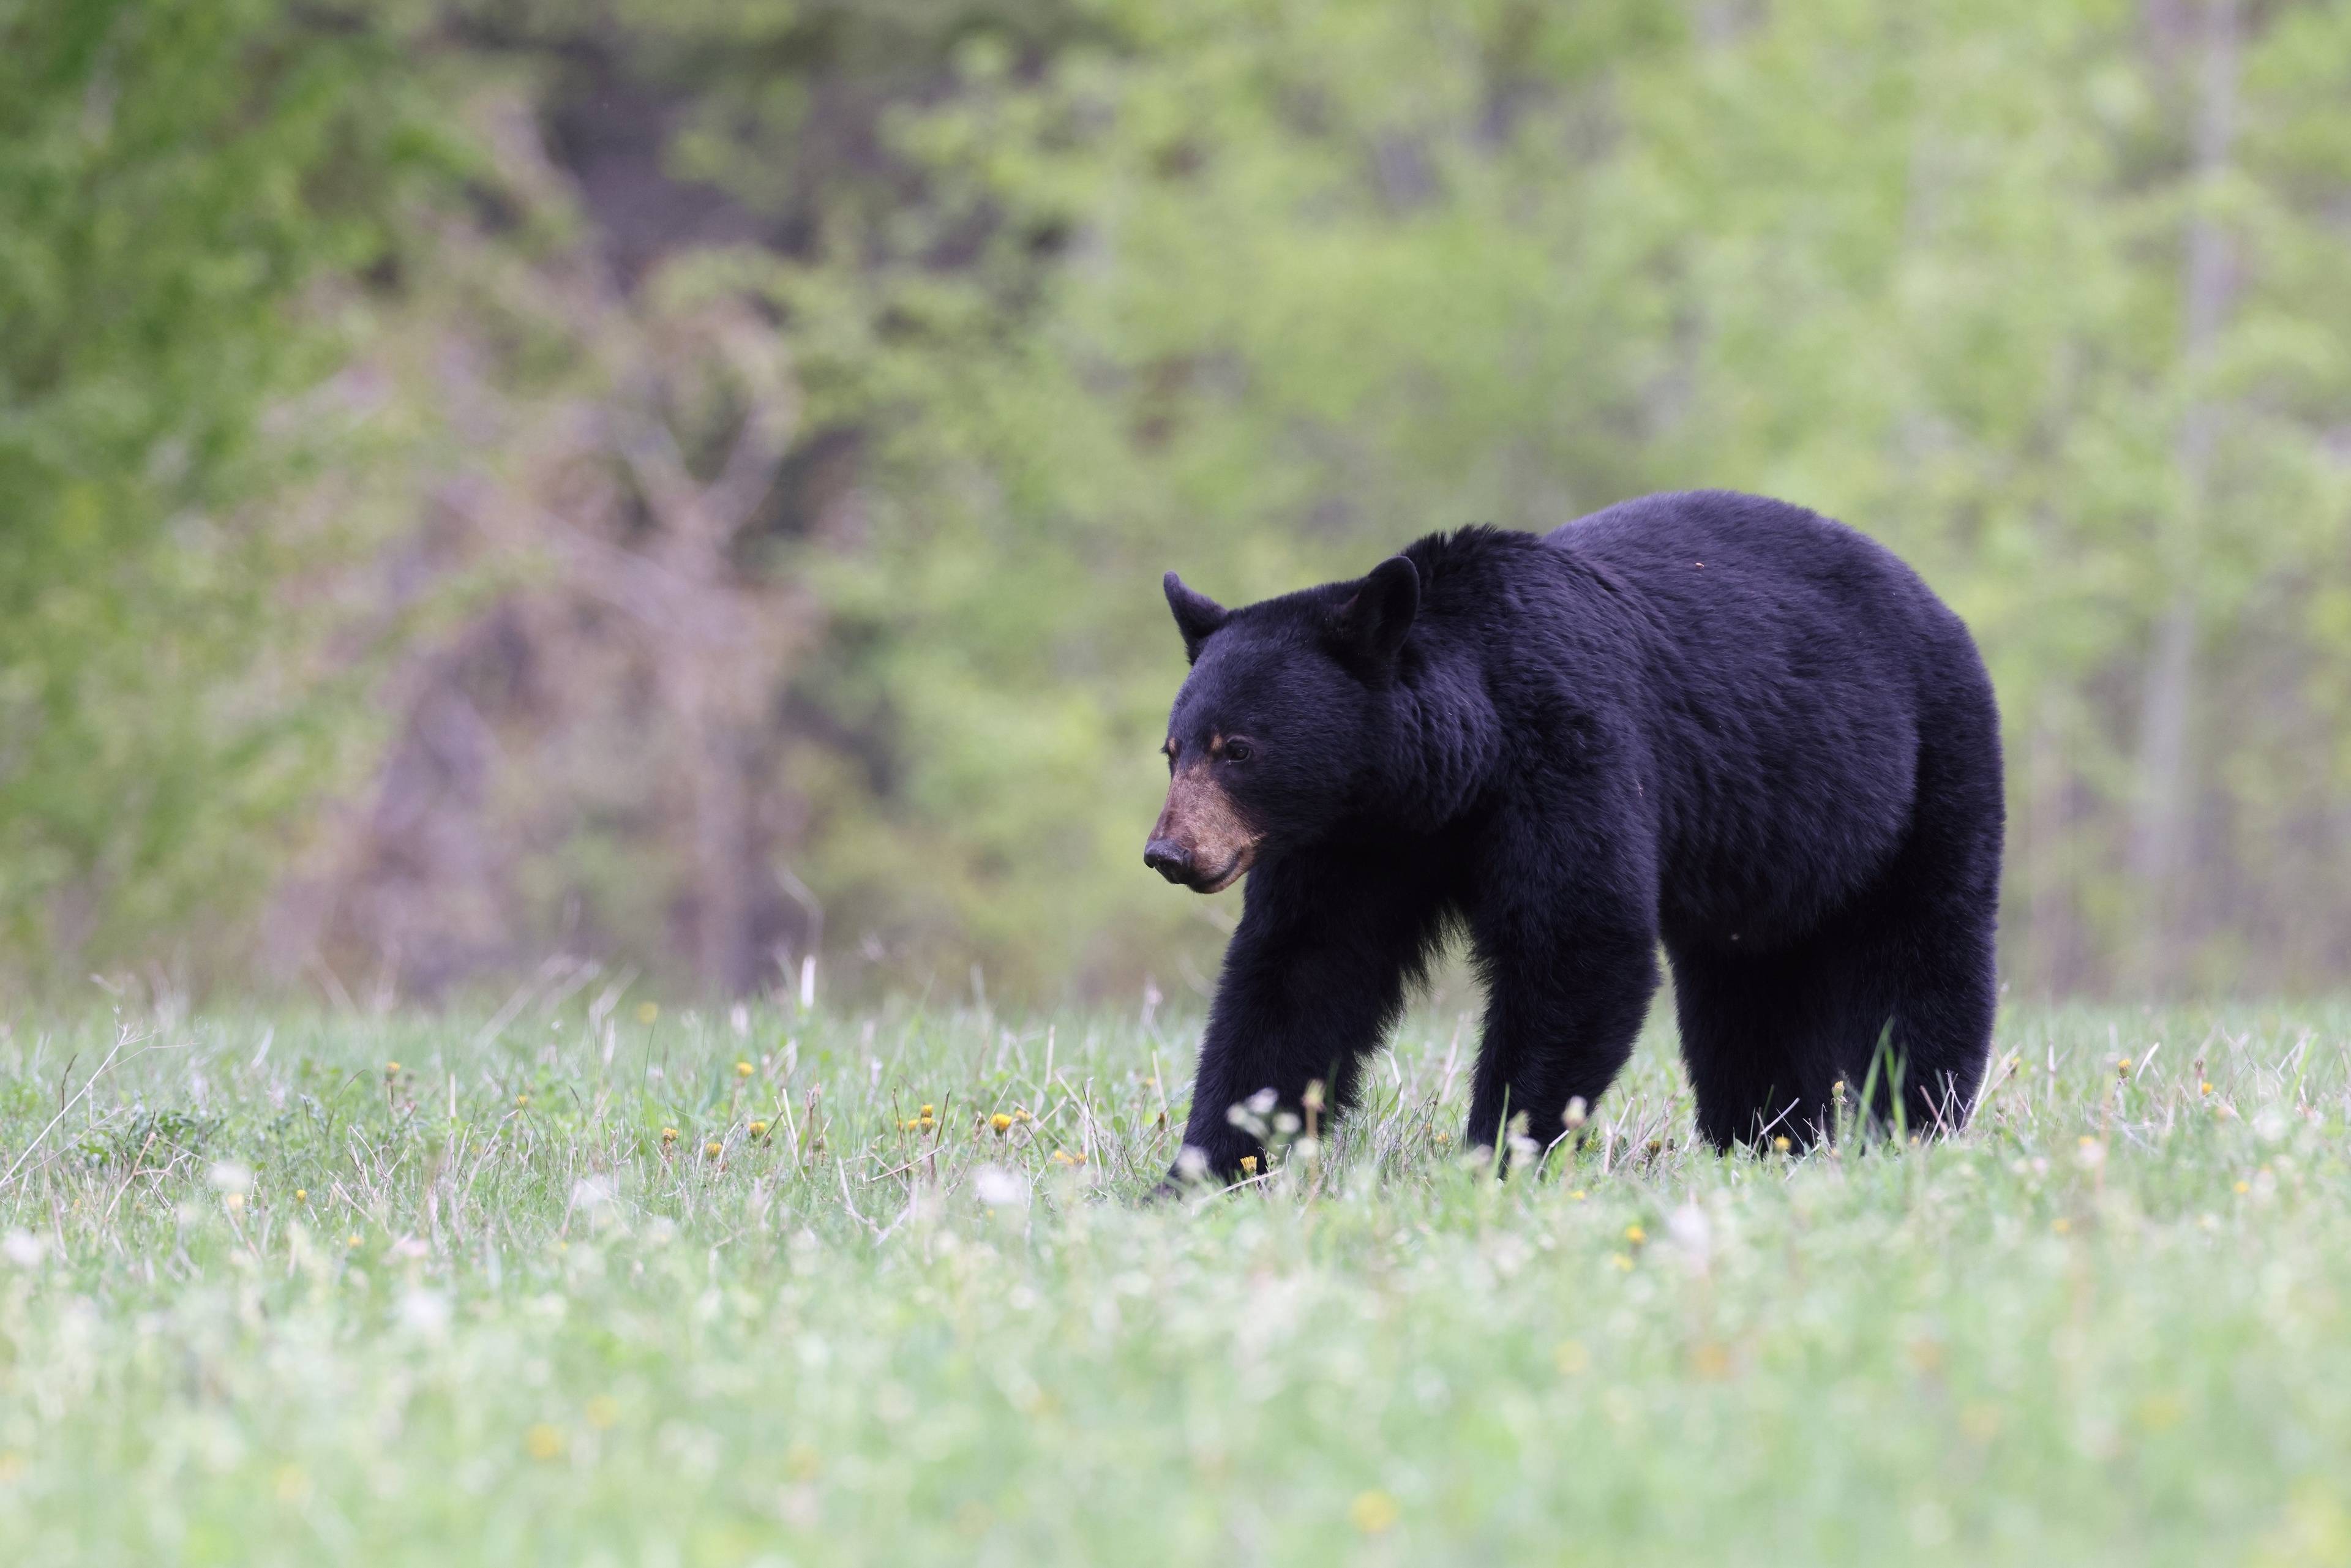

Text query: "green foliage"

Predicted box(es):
[759, 0, 2351, 996]
[2, 1000, 2349, 1558]
[0, 0, 455, 980]
[1, 1, 2347, 997]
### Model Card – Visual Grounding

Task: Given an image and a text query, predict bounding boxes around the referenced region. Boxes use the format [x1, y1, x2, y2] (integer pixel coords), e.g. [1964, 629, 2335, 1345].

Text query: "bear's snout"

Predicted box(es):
[1146, 765, 1261, 894]
[1143, 838, 1193, 882]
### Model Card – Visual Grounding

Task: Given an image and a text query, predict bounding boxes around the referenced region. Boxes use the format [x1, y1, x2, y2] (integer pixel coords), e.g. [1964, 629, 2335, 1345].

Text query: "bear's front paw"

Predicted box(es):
[1157, 1136, 1262, 1195]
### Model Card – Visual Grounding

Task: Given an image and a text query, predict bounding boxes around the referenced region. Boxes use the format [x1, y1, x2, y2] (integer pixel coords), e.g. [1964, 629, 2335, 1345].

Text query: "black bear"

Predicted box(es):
[1146, 490, 2003, 1180]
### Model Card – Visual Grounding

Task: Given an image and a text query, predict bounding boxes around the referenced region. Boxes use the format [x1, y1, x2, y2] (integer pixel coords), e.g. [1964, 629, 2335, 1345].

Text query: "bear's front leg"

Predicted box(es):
[1167, 852, 1446, 1189]
[1462, 842, 1660, 1165]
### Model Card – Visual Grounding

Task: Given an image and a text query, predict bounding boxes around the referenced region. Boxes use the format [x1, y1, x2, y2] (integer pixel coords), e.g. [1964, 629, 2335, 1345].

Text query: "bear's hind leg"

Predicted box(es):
[1670, 939, 1846, 1150]
[1674, 833, 2000, 1147]
[1833, 679, 2004, 1138]
[1679, 651, 2002, 1148]
[1674, 877, 1997, 1150]
[1826, 847, 1999, 1139]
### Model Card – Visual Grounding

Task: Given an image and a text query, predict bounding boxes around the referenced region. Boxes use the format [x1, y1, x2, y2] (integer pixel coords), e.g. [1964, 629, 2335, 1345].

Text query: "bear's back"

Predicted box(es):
[1548, 489, 1930, 609]
[1539, 490, 1986, 944]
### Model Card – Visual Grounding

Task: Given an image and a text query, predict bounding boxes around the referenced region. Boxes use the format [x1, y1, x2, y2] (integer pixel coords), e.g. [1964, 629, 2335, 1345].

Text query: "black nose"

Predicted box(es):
[1144, 838, 1192, 883]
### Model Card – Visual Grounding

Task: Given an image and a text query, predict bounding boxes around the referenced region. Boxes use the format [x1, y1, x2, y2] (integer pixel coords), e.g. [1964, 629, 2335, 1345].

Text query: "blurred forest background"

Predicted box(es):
[4, 0, 2349, 1006]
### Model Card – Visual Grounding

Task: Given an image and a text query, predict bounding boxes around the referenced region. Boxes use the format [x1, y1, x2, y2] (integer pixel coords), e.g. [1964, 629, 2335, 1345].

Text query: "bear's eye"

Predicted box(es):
[1222, 740, 1254, 763]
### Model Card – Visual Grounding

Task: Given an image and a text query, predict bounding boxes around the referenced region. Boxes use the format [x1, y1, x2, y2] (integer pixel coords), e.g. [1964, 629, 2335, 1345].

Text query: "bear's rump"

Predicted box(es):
[1548, 491, 1944, 947]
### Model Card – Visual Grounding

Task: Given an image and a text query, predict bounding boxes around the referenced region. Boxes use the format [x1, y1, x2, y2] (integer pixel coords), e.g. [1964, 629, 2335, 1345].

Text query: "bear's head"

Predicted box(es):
[1144, 555, 1419, 893]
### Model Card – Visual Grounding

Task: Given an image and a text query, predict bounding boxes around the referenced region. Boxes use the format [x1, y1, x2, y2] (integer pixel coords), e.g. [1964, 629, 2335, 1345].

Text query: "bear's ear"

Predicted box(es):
[1164, 572, 1229, 663]
[1329, 556, 1419, 669]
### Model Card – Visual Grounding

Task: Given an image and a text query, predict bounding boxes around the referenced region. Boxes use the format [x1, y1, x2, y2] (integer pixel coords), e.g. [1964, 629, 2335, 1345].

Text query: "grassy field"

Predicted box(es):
[2, 994, 2349, 1566]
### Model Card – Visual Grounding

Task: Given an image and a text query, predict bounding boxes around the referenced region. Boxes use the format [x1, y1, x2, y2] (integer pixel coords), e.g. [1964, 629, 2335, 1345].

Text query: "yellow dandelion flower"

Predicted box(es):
[918, 1116, 936, 1132]
[1348, 1490, 1400, 1535]
[384, 1061, 401, 1077]
[1772, 1136, 1792, 1152]
[636, 1002, 659, 1025]
[1013, 1107, 1030, 1122]
[347, 1233, 363, 1248]
[705, 1141, 723, 1158]
[1051, 1150, 1075, 1165]
[920, 1103, 935, 1117]
[1571, 1189, 1588, 1201]
[2200, 1081, 2213, 1096]
[293, 1189, 306, 1203]
[1239, 1155, 1259, 1175]
[901, 1118, 917, 1131]
[515, 1093, 530, 1108]
[525, 1424, 565, 1461]
[2235, 1180, 2250, 1194]
[736, 1061, 754, 1078]
[1624, 1224, 1646, 1245]
[991, 1113, 1013, 1133]
[749, 1120, 769, 1138]
[661, 1127, 678, 1143]
[2117, 1056, 2132, 1075]
[223, 1192, 244, 1212]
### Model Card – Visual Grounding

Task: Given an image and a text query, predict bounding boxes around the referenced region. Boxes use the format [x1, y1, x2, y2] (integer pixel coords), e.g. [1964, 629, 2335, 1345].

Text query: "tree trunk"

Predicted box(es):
[610, 318, 805, 998]
[2026, 699, 2080, 996]
[2127, 0, 2238, 993]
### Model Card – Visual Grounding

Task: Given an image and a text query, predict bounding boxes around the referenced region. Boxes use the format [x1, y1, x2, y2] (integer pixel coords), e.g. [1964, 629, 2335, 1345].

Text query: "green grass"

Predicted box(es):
[3, 996, 2349, 1565]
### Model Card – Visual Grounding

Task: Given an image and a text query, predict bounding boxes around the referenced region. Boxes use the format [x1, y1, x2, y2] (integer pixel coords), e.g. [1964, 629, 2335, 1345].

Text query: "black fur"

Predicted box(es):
[1154, 490, 2004, 1180]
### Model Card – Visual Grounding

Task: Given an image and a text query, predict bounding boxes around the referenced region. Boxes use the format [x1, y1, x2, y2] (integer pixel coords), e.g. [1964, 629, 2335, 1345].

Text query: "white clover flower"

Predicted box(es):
[972, 1165, 1029, 1207]
[397, 1289, 452, 1337]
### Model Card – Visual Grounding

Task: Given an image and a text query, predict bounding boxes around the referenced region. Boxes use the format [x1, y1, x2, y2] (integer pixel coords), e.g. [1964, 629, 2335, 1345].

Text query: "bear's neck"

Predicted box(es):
[1379, 638, 1499, 830]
